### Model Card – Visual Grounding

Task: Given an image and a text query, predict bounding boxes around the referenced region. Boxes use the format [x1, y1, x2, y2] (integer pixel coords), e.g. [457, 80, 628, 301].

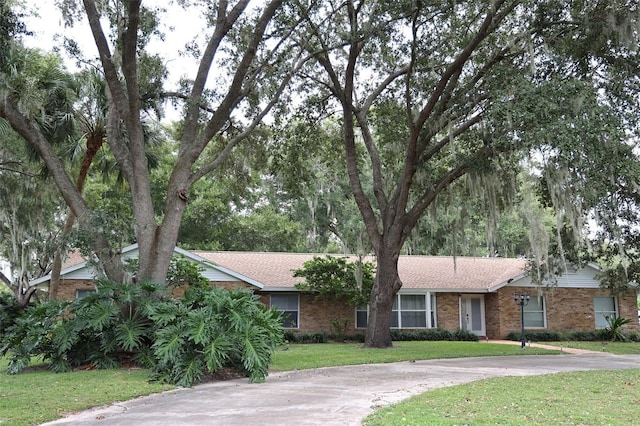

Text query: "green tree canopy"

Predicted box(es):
[288, 0, 640, 347]
[294, 255, 375, 307]
[0, 1, 308, 285]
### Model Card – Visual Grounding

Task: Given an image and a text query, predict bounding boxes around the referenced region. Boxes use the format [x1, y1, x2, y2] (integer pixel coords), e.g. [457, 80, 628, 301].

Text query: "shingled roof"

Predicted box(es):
[195, 251, 527, 292]
[37, 245, 528, 293]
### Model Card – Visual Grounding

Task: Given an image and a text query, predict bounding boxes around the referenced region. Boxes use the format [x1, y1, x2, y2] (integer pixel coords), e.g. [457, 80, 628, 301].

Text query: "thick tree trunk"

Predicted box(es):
[364, 248, 403, 348]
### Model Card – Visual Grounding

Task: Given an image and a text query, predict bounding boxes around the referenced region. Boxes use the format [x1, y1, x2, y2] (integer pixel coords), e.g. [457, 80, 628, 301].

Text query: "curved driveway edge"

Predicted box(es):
[42, 353, 640, 426]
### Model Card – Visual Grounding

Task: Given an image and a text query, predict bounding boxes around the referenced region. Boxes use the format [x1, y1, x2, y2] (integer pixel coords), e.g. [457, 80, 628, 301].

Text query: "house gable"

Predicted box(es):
[506, 263, 603, 290]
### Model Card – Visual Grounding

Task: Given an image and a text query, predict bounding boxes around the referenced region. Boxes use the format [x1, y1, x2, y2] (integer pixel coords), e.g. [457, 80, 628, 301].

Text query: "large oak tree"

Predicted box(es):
[294, 0, 640, 347]
[1, 1, 305, 283]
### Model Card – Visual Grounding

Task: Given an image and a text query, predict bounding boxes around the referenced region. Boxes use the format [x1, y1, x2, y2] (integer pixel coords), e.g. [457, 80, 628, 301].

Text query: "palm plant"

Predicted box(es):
[0, 45, 77, 305]
[48, 69, 108, 300]
[603, 315, 633, 342]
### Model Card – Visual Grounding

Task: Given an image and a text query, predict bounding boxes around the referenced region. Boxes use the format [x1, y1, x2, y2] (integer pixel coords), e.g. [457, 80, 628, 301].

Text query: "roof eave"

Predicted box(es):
[262, 286, 299, 292]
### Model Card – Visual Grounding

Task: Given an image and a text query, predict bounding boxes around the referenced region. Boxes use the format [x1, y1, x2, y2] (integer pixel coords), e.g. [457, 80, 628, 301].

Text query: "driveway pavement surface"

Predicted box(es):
[42, 352, 640, 426]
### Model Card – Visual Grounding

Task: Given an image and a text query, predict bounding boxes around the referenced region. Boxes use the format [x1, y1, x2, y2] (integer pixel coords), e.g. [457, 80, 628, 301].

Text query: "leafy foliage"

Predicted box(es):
[0, 292, 21, 339]
[0, 299, 69, 374]
[293, 255, 375, 306]
[150, 286, 283, 385]
[0, 0, 31, 73]
[603, 316, 633, 342]
[0, 130, 67, 306]
[391, 329, 479, 342]
[162, 255, 210, 290]
[283, 331, 330, 344]
[282, 328, 480, 343]
[0, 277, 283, 386]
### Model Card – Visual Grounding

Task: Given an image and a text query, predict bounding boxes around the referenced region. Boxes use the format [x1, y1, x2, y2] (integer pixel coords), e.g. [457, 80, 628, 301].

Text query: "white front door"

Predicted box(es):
[460, 294, 486, 336]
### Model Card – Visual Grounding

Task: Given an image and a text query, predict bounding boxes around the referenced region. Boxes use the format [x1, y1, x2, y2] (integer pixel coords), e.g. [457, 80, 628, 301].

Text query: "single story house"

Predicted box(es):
[30, 244, 639, 339]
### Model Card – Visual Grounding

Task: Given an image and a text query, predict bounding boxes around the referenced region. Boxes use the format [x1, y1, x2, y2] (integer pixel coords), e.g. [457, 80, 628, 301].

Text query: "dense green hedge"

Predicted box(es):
[284, 328, 479, 344]
[392, 328, 479, 342]
[505, 329, 640, 342]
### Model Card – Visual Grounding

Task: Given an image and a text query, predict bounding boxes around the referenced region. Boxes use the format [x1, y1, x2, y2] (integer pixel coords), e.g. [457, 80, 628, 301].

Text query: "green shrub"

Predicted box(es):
[452, 328, 480, 341]
[0, 280, 284, 387]
[505, 330, 565, 342]
[330, 319, 351, 341]
[504, 329, 625, 342]
[0, 279, 162, 374]
[285, 328, 478, 343]
[428, 328, 455, 341]
[150, 286, 284, 385]
[602, 316, 633, 341]
[284, 331, 328, 344]
[625, 330, 640, 342]
[344, 332, 366, 343]
[567, 330, 605, 341]
[0, 299, 69, 374]
[391, 328, 478, 342]
[0, 293, 22, 340]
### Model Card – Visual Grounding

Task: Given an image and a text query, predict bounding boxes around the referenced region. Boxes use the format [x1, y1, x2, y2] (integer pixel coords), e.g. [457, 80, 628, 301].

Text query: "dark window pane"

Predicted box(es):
[356, 311, 368, 328]
[401, 311, 427, 328]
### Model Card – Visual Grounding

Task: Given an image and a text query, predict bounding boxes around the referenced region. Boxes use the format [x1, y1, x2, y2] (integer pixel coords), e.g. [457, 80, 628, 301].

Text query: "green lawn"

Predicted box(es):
[2, 341, 635, 426]
[0, 358, 173, 426]
[539, 340, 640, 355]
[363, 368, 640, 425]
[270, 340, 559, 371]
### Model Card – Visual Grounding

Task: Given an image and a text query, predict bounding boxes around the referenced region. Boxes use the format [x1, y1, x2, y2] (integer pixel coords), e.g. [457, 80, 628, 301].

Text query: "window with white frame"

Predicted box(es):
[356, 294, 430, 329]
[594, 297, 617, 328]
[430, 294, 437, 328]
[271, 293, 299, 328]
[523, 296, 545, 328]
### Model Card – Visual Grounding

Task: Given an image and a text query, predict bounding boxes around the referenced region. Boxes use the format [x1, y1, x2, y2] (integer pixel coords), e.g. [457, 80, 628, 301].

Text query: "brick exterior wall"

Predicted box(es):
[260, 292, 357, 334]
[435, 293, 460, 331]
[435, 288, 639, 339]
[494, 286, 640, 338]
[58, 279, 96, 300]
[484, 293, 500, 339]
[57, 278, 640, 339]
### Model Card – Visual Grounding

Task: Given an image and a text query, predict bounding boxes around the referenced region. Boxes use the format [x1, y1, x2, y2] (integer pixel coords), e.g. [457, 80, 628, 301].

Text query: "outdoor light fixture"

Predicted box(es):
[513, 292, 530, 349]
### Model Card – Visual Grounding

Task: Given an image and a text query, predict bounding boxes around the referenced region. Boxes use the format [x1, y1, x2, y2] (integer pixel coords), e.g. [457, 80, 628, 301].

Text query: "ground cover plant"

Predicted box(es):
[363, 368, 640, 425]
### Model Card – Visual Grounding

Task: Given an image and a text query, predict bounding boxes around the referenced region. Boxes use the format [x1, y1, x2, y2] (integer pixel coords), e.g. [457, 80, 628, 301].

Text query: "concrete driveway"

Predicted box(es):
[42, 352, 640, 426]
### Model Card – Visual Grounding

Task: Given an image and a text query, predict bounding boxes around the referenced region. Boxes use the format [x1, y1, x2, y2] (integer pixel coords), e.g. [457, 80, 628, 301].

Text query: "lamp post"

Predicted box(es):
[513, 292, 530, 349]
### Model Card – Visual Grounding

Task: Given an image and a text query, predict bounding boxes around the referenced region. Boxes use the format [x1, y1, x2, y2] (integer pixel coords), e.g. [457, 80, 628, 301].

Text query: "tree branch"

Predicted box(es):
[191, 51, 306, 182]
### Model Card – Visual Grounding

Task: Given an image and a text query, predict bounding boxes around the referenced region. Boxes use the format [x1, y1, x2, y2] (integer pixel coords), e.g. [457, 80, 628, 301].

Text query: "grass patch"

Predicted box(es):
[270, 341, 560, 371]
[0, 358, 173, 426]
[363, 369, 640, 425]
[540, 341, 640, 355]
